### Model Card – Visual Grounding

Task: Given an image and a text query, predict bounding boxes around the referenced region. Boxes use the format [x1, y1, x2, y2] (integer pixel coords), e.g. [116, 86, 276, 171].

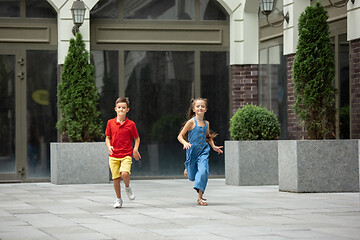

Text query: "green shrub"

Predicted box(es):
[56, 33, 103, 142]
[293, 1, 336, 139]
[151, 114, 184, 143]
[230, 104, 280, 140]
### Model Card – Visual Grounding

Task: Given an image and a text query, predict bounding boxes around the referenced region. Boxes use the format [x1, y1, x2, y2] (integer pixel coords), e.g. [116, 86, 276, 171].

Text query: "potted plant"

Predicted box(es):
[278, 2, 359, 193]
[51, 33, 108, 184]
[225, 104, 280, 186]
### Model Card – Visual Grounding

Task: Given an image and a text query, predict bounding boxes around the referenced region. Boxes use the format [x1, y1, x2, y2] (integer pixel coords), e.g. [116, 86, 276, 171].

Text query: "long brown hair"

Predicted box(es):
[181, 98, 218, 143]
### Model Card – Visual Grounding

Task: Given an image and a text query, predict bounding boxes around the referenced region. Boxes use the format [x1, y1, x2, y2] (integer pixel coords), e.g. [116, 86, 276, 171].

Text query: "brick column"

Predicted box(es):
[231, 64, 258, 115]
[350, 39, 360, 139]
[286, 54, 305, 139]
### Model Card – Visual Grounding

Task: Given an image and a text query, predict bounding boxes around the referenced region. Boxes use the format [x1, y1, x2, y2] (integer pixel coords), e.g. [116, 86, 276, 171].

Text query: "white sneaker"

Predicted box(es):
[114, 198, 123, 208]
[125, 187, 135, 200]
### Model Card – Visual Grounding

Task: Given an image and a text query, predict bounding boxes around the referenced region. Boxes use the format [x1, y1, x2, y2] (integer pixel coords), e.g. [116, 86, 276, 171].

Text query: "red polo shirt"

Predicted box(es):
[105, 117, 139, 158]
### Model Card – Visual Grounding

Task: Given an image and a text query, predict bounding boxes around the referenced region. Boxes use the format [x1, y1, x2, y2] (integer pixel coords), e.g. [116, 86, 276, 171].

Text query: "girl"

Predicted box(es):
[177, 98, 223, 206]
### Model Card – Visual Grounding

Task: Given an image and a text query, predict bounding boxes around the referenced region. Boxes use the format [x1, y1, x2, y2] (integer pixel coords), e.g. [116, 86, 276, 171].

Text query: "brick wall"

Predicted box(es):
[230, 64, 258, 115]
[286, 54, 305, 139]
[350, 39, 360, 139]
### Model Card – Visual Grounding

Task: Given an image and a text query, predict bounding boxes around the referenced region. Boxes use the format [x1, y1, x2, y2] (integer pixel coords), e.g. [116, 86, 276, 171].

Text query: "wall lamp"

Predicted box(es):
[71, 0, 86, 36]
[260, 0, 289, 28]
[328, 0, 355, 8]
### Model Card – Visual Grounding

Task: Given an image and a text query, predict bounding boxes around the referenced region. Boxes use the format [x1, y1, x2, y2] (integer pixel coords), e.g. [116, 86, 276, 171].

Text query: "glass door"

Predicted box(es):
[0, 50, 26, 181]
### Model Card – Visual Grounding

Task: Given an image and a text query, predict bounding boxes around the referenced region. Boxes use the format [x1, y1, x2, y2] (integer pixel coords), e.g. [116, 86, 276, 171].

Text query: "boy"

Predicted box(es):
[105, 97, 141, 208]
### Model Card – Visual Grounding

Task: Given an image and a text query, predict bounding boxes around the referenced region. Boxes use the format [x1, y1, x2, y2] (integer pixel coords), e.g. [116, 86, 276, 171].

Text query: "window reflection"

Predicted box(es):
[200, 52, 229, 175]
[0, 55, 15, 172]
[91, 0, 119, 19]
[26, 0, 56, 18]
[200, 0, 227, 21]
[26, 50, 57, 178]
[91, 51, 119, 131]
[124, 51, 194, 176]
[338, 34, 349, 139]
[124, 0, 194, 20]
[259, 48, 269, 109]
[0, 0, 20, 17]
[259, 45, 287, 139]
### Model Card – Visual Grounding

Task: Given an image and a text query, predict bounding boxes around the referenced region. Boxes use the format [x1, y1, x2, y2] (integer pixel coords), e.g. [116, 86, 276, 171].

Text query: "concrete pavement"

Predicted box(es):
[0, 179, 359, 240]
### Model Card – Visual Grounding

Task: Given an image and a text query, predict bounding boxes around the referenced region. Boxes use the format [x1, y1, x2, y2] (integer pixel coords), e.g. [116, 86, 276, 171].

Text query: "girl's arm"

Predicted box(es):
[133, 136, 141, 160]
[177, 119, 194, 149]
[206, 121, 223, 154]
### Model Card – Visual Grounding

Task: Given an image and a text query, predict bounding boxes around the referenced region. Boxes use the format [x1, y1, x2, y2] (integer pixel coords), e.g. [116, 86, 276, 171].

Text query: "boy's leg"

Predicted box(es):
[109, 158, 122, 198]
[113, 177, 121, 198]
[120, 156, 135, 200]
[121, 171, 130, 188]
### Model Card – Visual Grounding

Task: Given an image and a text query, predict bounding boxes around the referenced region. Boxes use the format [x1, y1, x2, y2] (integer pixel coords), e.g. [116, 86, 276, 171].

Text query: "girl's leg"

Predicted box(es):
[186, 161, 197, 181]
[113, 177, 121, 198]
[194, 156, 209, 193]
[197, 190, 208, 206]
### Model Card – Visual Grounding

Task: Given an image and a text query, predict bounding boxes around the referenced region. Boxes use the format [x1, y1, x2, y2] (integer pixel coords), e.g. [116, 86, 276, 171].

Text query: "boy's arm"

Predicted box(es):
[105, 136, 113, 155]
[133, 136, 141, 161]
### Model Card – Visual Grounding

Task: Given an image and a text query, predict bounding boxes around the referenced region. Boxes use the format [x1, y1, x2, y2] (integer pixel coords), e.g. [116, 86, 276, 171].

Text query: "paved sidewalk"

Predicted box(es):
[0, 179, 359, 240]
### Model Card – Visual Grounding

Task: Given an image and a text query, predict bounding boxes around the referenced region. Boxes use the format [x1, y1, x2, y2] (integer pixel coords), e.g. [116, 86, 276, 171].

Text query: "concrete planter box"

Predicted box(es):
[51, 142, 109, 184]
[225, 140, 278, 186]
[278, 140, 359, 193]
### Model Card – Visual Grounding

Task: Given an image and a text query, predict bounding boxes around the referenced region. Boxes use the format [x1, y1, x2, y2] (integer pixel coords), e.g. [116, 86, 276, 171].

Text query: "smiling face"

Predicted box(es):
[115, 102, 129, 119]
[192, 99, 207, 116]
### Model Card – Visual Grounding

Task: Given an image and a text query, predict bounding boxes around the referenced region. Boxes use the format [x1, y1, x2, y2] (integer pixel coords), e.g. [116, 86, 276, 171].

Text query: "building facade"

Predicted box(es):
[0, 0, 359, 182]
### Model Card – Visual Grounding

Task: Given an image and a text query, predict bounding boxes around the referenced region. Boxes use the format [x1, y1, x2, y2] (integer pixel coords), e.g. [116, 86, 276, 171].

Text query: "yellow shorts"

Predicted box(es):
[109, 156, 132, 179]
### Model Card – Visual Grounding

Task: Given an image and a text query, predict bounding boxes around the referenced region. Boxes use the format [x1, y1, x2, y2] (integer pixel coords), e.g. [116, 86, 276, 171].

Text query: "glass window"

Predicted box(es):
[259, 48, 269, 109]
[124, 0, 194, 20]
[124, 51, 194, 176]
[200, 0, 227, 21]
[26, 0, 56, 18]
[0, 0, 20, 17]
[258, 45, 287, 139]
[91, 0, 119, 19]
[200, 51, 229, 175]
[91, 51, 119, 130]
[0, 54, 15, 172]
[26, 50, 57, 178]
[338, 34, 349, 139]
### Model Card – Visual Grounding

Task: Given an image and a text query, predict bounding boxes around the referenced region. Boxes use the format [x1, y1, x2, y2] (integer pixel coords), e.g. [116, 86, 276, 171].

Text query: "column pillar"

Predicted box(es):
[47, 0, 98, 65]
[347, 1, 360, 138]
[283, 0, 309, 139]
[218, 0, 259, 113]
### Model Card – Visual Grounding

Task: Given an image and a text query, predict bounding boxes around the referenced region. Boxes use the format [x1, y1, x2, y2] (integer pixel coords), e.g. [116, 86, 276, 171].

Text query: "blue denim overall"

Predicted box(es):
[185, 117, 210, 192]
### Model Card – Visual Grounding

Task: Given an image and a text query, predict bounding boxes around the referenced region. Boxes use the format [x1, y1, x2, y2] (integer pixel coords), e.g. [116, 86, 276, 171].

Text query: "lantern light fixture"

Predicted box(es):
[328, 0, 355, 8]
[260, 0, 289, 28]
[71, 0, 86, 36]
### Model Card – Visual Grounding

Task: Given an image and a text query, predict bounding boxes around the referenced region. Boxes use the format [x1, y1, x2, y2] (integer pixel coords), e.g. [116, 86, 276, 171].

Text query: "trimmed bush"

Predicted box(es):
[230, 104, 280, 140]
[293, 1, 336, 139]
[151, 114, 184, 143]
[56, 33, 103, 142]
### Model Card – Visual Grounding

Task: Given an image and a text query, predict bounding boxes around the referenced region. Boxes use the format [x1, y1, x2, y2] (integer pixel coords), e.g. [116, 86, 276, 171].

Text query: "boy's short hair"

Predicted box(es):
[115, 97, 130, 107]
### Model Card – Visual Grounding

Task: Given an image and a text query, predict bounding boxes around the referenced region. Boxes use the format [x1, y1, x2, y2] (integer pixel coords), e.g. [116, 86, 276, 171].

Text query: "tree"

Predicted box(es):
[57, 33, 103, 142]
[293, 1, 336, 139]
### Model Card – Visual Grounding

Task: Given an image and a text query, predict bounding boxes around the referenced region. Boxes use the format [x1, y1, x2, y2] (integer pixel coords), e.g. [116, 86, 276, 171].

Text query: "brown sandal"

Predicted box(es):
[184, 169, 188, 177]
[197, 198, 208, 206]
